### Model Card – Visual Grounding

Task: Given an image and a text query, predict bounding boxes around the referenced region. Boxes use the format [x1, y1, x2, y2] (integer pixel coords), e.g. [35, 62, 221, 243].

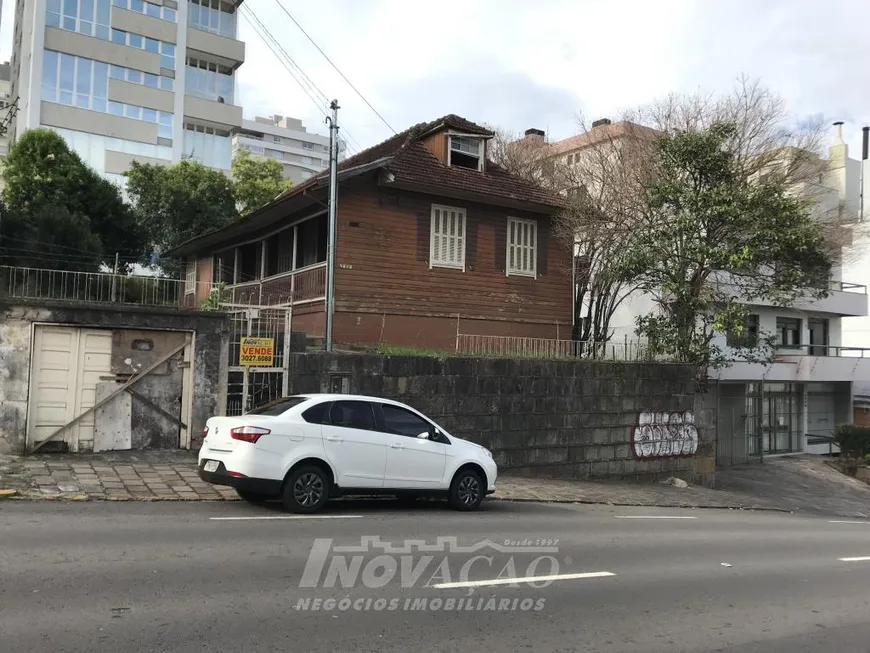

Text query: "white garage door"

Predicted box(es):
[28, 326, 113, 452]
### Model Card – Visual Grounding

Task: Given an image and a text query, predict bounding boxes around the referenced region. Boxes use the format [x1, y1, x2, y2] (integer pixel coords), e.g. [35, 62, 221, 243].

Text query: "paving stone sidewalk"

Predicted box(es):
[0, 450, 779, 509]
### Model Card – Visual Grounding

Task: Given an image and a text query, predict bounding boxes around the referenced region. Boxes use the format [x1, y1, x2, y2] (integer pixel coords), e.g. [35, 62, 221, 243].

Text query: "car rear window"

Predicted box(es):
[301, 401, 330, 424]
[246, 396, 309, 416]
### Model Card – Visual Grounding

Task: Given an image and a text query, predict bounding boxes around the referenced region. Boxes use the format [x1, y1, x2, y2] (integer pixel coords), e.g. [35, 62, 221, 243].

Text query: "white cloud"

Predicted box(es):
[1, 0, 868, 154]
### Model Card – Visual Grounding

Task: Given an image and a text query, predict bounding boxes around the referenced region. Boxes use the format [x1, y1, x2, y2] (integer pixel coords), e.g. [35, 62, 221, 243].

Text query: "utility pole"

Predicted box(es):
[324, 100, 340, 352]
[111, 252, 119, 301]
[860, 126, 868, 222]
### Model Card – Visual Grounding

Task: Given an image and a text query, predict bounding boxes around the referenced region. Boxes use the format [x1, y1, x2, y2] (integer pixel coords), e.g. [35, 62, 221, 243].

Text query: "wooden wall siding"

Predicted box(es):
[292, 307, 325, 339]
[333, 311, 562, 350]
[422, 132, 448, 164]
[195, 257, 213, 303]
[333, 184, 573, 327]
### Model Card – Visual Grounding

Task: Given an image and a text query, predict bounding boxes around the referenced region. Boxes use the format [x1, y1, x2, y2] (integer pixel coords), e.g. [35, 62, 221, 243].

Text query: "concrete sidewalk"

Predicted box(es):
[0, 450, 774, 509]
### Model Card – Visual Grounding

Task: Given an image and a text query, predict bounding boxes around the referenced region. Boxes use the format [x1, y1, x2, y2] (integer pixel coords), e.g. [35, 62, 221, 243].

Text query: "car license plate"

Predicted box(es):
[204, 460, 219, 473]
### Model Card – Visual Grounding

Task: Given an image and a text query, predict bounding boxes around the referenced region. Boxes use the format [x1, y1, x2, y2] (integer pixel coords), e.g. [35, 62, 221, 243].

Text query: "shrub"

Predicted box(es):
[834, 424, 870, 459]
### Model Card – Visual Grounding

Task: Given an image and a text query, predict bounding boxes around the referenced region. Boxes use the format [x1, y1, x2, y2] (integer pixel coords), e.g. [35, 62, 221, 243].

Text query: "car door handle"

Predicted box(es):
[327, 436, 344, 443]
[390, 443, 404, 449]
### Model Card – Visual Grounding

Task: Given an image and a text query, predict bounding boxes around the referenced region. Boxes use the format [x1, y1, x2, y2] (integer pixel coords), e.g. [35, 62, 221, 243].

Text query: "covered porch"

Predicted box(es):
[210, 211, 328, 306]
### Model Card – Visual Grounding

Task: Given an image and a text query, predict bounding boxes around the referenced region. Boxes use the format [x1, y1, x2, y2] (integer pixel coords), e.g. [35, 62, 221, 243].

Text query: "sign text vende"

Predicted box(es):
[239, 337, 275, 366]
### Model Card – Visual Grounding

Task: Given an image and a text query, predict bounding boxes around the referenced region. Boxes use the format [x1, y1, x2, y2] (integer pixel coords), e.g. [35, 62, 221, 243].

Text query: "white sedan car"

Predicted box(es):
[198, 394, 498, 513]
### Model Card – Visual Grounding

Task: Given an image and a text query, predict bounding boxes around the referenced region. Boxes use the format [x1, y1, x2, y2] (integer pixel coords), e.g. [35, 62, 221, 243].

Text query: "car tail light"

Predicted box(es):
[230, 426, 271, 443]
[203, 426, 209, 438]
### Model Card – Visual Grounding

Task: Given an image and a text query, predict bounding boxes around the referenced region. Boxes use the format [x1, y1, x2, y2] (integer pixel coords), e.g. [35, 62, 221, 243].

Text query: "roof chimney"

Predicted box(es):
[524, 128, 545, 143]
[591, 118, 612, 128]
[833, 120, 845, 145]
[862, 126, 868, 161]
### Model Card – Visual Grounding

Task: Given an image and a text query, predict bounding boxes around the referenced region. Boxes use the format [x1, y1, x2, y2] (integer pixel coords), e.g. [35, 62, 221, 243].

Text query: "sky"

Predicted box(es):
[1, 0, 869, 157]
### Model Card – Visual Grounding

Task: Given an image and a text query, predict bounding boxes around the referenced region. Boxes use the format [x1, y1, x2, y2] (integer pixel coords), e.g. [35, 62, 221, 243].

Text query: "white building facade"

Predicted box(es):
[10, 0, 246, 184]
[232, 114, 345, 185]
[523, 119, 870, 464]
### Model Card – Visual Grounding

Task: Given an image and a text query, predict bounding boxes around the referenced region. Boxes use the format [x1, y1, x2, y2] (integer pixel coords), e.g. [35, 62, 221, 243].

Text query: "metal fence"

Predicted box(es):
[830, 281, 867, 294]
[0, 265, 208, 308]
[455, 333, 658, 361]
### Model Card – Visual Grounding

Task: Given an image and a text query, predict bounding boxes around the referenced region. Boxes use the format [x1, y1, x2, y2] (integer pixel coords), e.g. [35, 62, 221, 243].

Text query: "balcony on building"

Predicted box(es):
[715, 311, 870, 383]
[186, 0, 245, 70]
[709, 275, 868, 318]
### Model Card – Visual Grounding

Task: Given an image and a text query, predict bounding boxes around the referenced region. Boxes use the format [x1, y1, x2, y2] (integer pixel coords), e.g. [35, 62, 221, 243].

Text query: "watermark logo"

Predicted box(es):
[299, 536, 562, 590]
[295, 536, 564, 613]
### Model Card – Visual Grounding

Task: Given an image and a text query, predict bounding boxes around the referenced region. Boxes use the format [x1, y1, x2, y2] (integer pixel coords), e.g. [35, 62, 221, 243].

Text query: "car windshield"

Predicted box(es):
[246, 396, 309, 416]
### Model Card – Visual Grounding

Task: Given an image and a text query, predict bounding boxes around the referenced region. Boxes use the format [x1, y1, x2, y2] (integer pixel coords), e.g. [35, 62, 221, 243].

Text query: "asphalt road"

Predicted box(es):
[3, 499, 870, 653]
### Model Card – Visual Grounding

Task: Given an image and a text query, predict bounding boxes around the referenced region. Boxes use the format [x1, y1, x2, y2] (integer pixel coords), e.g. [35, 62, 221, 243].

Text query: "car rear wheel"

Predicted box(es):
[283, 465, 330, 514]
[448, 468, 485, 511]
[236, 489, 272, 503]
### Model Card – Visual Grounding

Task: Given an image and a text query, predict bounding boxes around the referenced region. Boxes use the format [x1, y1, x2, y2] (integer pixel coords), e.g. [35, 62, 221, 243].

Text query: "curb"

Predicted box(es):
[3, 491, 788, 512]
[488, 496, 792, 512]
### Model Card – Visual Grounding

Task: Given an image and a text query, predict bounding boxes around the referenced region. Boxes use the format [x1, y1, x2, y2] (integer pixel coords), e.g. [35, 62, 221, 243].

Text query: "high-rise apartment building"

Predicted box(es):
[232, 114, 345, 185]
[10, 0, 246, 185]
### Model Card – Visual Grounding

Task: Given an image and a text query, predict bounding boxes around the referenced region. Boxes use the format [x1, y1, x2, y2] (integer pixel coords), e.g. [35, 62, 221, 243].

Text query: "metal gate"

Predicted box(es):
[225, 306, 292, 416]
[715, 382, 764, 466]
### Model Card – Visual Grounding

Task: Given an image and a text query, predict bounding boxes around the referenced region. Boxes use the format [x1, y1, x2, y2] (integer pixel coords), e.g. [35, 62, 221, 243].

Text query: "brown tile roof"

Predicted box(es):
[275, 114, 562, 211]
[168, 115, 562, 257]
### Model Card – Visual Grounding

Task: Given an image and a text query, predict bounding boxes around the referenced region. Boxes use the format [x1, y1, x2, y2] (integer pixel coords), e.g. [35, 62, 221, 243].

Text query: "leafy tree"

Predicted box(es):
[617, 121, 832, 373]
[231, 149, 291, 215]
[125, 158, 239, 270]
[0, 128, 144, 271]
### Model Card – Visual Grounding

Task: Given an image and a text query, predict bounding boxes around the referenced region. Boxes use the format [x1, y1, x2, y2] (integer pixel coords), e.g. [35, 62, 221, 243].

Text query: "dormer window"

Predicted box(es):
[449, 135, 484, 171]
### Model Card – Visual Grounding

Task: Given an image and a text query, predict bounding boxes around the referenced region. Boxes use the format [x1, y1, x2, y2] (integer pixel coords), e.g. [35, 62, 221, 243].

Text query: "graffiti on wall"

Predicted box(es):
[631, 410, 699, 459]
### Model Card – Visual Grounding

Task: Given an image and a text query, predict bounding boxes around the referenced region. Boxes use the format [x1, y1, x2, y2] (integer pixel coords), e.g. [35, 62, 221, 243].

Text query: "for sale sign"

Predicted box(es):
[240, 337, 275, 366]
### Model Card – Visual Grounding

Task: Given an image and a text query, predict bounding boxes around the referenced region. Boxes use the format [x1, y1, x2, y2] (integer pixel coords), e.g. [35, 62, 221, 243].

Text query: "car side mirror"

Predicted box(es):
[416, 431, 430, 439]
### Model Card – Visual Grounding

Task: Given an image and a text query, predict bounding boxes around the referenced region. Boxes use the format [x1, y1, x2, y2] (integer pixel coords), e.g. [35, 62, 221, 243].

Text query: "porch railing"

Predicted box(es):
[455, 333, 657, 361]
[226, 262, 327, 306]
[831, 281, 867, 294]
[0, 265, 203, 308]
[776, 344, 870, 358]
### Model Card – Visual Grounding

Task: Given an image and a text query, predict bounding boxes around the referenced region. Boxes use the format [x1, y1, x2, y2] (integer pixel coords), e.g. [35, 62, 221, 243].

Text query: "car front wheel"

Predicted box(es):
[448, 468, 485, 511]
[283, 465, 331, 514]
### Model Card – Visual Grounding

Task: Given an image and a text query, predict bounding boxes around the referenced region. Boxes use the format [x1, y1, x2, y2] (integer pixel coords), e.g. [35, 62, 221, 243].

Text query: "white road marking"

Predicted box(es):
[433, 571, 615, 589]
[838, 556, 870, 562]
[210, 515, 364, 521]
[829, 520, 870, 525]
[614, 515, 698, 520]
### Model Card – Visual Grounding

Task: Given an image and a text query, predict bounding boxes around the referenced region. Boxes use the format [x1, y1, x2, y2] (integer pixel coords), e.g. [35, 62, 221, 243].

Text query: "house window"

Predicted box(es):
[726, 314, 759, 348]
[776, 317, 802, 349]
[507, 217, 537, 277]
[184, 258, 196, 294]
[213, 252, 235, 284]
[567, 153, 574, 165]
[430, 205, 466, 270]
[449, 136, 483, 171]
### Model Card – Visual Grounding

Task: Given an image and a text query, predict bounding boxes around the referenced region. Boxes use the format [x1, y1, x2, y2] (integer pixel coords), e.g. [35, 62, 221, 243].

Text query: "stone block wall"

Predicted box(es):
[287, 352, 716, 486]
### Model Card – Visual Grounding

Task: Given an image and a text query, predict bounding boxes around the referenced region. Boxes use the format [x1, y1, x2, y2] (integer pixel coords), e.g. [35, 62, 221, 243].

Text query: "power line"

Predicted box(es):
[0, 234, 146, 257]
[240, 5, 359, 154]
[0, 247, 140, 265]
[240, 4, 365, 156]
[272, 0, 396, 136]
